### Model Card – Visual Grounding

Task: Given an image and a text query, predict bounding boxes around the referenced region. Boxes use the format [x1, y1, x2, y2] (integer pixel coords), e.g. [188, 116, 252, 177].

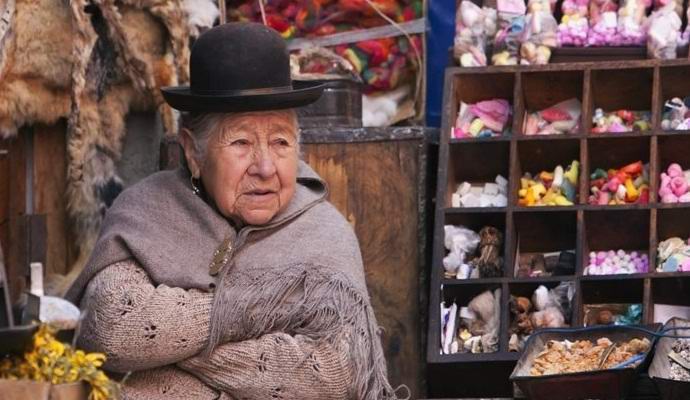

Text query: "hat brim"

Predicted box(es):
[161, 80, 324, 113]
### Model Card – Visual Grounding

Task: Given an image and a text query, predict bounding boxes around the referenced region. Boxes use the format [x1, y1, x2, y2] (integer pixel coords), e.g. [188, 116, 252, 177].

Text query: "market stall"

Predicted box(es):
[3, 0, 690, 397]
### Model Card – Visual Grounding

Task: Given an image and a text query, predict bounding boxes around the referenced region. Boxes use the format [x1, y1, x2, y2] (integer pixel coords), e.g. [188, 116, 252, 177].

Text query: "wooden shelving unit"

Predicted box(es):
[428, 59, 690, 398]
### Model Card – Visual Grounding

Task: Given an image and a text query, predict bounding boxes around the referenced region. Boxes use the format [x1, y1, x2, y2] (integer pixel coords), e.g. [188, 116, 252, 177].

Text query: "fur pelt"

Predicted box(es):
[0, 0, 191, 292]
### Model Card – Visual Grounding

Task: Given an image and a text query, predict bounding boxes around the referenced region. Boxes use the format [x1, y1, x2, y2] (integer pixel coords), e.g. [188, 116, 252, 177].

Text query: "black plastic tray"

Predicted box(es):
[649, 318, 690, 400]
[0, 323, 39, 355]
[510, 325, 659, 400]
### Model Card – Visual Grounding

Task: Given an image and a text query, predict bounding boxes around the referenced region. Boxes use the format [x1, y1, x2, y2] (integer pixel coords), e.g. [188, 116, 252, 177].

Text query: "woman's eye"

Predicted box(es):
[231, 139, 250, 146]
[273, 138, 290, 147]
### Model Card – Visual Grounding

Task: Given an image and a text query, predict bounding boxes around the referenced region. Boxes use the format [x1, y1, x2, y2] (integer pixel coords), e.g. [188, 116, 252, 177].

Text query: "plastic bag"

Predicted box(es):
[443, 225, 480, 277]
[646, 3, 682, 59]
[617, 0, 651, 45]
[588, 0, 619, 46]
[493, 0, 526, 65]
[454, 1, 491, 66]
[558, 0, 589, 46]
[527, 0, 557, 14]
[653, 0, 683, 17]
[493, 16, 525, 65]
[520, 11, 558, 65]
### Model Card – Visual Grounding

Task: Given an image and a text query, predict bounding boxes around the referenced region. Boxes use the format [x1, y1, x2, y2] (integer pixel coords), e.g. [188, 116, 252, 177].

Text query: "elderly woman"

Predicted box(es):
[66, 23, 398, 400]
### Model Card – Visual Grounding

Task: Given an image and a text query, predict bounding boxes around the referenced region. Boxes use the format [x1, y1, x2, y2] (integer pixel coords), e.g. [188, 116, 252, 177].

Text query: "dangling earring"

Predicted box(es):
[190, 176, 201, 196]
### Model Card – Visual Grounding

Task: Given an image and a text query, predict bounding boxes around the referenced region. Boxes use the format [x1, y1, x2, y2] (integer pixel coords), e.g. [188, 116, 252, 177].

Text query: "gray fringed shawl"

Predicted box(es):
[66, 161, 397, 400]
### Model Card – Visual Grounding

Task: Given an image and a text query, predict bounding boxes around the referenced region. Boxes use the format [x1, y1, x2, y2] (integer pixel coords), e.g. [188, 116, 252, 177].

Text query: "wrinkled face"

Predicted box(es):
[183, 110, 299, 226]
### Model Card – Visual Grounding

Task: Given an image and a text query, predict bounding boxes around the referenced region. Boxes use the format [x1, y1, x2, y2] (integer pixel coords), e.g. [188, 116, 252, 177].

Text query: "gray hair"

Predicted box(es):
[181, 111, 300, 164]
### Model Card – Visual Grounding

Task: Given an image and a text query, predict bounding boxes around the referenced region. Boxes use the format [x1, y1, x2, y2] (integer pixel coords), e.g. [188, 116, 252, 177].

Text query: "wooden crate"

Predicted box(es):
[428, 59, 690, 398]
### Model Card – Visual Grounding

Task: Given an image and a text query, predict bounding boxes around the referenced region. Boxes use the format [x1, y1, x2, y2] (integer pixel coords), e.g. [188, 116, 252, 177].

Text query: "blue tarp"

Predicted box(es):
[425, 0, 456, 127]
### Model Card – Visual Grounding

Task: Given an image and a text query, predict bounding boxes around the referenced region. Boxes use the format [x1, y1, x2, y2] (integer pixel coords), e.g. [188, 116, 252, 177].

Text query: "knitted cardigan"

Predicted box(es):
[67, 162, 397, 400]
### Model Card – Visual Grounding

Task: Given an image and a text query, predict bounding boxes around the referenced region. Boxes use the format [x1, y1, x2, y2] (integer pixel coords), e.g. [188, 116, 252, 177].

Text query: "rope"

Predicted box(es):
[258, 0, 267, 26]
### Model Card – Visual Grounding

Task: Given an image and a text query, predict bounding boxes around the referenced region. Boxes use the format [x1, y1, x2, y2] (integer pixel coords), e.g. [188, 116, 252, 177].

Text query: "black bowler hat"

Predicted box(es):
[161, 22, 324, 112]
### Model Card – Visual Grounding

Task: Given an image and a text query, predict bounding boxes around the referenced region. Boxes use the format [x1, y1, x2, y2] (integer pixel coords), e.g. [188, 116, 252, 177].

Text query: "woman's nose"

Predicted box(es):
[247, 148, 277, 178]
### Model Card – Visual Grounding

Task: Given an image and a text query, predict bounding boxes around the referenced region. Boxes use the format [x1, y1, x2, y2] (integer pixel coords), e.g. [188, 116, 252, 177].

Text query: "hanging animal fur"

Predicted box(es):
[0, 0, 193, 294]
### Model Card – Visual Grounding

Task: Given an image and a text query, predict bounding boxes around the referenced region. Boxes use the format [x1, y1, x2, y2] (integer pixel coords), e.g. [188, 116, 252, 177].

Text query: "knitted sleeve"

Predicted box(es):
[78, 260, 214, 373]
[177, 332, 354, 400]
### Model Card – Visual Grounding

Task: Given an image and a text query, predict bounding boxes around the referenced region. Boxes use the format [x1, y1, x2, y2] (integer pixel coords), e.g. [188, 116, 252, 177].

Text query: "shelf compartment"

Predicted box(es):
[448, 72, 516, 140]
[439, 284, 503, 356]
[656, 207, 690, 273]
[581, 278, 645, 304]
[507, 280, 577, 351]
[659, 65, 690, 132]
[657, 135, 690, 204]
[443, 212, 508, 280]
[511, 210, 578, 278]
[445, 212, 507, 281]
[589, 67, 654, 135]
[446, 141, 510, 208]
[514, 139, 581, 206]
[650, 276, 690, 323]
[519, 70, 585, 137]
[586, 136, 651, 206]
[583, 209, 651, 276]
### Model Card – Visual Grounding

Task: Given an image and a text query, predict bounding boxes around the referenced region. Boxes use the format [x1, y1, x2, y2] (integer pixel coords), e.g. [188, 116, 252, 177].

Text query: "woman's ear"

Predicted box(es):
[179, 128, 201, 177]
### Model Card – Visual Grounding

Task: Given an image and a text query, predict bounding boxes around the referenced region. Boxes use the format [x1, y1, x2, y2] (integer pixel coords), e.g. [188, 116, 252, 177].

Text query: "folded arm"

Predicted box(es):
[78, 260, 214, 373]
[178, 331, 354, 400]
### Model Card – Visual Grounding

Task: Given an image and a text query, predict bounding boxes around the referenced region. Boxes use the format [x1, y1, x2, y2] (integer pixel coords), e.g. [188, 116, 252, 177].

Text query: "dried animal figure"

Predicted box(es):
[510, 296, 534, 335]
[472, 226, 503, 278]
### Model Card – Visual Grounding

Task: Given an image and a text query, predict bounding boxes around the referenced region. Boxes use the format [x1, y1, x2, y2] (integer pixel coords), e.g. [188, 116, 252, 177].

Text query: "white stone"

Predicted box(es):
[494, 194, 508, 207]
[479, 193, 494, 207]
[460, 193, 481, 207]
[470, 186, 483, 196]
[495, 174, 508, 191]
[483, 182, 499, 196]
[452, 193, 461, 208]
[457, 181, 472, 196]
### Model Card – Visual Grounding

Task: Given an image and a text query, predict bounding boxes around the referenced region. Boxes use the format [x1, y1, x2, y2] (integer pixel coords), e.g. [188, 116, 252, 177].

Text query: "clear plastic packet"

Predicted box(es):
[617, 0, 650, 46]
[558, 0, 589, 46]
[520, 11, 558, 65]
[454, 1, 489, 66]
[653, 0, 683, 17]
[493, 0, 526, 65]
[492, 15, 525, 65]
[588, 0, 619, 46]
[646, 3, 682, 59]
[527, 0, 557, 14]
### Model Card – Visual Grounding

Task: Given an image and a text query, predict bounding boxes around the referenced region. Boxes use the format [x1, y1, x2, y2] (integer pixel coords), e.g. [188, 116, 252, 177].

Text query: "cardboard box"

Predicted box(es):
[0, 380, 88, 400]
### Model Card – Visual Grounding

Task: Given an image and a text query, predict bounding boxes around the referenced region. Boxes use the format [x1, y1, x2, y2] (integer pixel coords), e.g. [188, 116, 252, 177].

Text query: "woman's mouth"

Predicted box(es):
[245, 189, 276, 202]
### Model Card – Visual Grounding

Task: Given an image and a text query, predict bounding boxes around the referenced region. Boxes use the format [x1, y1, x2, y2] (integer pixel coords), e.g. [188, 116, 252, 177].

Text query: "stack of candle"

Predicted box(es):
[588, 161, 649, 205]
[518, 161, 579, 206]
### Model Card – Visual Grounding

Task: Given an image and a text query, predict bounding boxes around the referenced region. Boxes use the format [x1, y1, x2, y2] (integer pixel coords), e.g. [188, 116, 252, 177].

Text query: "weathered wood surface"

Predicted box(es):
[303, 138, 428, 399]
